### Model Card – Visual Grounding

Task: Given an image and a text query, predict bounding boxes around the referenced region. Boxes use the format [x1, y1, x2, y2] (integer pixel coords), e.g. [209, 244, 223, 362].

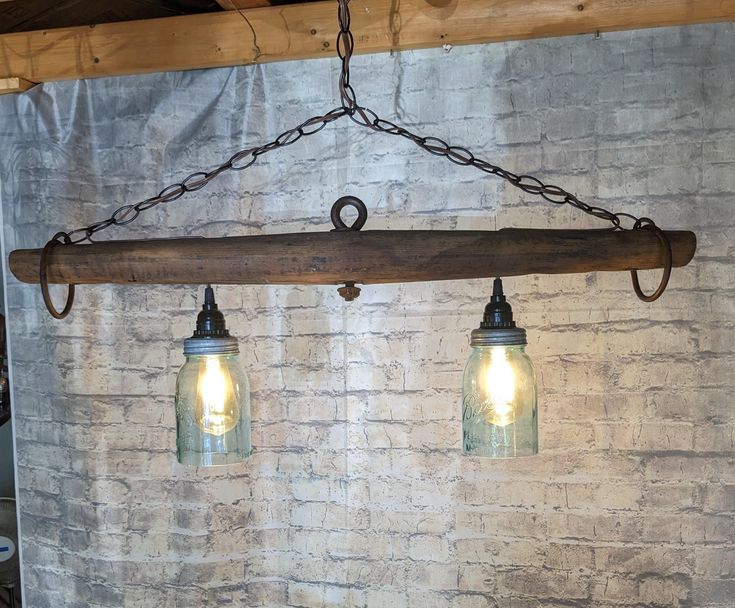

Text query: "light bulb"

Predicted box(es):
[194, 356, 239, 436]
[480, 347, 517, 427]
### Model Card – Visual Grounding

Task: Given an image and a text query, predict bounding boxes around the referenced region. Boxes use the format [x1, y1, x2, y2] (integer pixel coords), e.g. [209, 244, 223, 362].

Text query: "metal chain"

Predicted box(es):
[47, 0, 357, 247]
[50, 0, 648, 241]
[53, 106, 347, 246]
[348, 104, 649, 229]
[337, 0, 357, 112]
[41, 0, 672, 316]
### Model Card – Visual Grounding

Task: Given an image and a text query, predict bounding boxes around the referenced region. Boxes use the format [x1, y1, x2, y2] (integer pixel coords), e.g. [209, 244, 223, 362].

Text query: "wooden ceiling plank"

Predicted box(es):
[0, 0, 733, 87]
[0, 76, 36, 94]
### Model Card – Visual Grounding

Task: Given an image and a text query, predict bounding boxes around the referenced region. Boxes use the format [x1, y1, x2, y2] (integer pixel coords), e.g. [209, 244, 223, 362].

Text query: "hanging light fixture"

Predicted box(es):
[175, 285, 251, 466]
[462, 278, 537, 458]
[13, 0, 696, 466]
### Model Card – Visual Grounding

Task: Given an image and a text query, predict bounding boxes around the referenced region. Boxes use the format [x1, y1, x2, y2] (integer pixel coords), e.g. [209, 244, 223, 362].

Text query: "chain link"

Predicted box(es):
[43, 0, 672, 308]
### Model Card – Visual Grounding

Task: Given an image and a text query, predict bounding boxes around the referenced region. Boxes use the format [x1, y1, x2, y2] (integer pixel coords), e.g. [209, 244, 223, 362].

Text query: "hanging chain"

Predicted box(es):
[40, 0, 672, 318]
[53, 106, 347, 246]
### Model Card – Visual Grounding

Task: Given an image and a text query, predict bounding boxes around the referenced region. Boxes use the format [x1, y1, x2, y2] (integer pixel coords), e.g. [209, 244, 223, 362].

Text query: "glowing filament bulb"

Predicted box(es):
[481, 347, 517, 427]
[194, 357, 239, 436]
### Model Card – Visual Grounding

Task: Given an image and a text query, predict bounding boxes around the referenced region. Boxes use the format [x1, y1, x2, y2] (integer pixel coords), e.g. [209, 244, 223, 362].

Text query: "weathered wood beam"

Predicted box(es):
[9, 229, 696, 286]
[0, 76, 35, 95]
[0, 0, 733, 87]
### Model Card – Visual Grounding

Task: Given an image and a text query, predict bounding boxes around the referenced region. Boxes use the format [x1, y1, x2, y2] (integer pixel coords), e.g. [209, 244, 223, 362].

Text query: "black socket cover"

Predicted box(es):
[191, 286, 231, 338]
[480, 278, 516, 329]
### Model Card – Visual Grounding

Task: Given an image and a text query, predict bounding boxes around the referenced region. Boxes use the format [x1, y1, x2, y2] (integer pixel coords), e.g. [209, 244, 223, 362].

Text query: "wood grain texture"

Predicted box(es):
[9, 229, 696, 286]
[0, 0, 733, 85]
[0, 76, 35, 94]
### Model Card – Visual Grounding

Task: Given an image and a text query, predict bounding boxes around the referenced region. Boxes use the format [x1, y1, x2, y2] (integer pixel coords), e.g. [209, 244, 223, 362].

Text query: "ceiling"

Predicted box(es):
[0, 0, 313, 34]
[0, 1, 211, 34]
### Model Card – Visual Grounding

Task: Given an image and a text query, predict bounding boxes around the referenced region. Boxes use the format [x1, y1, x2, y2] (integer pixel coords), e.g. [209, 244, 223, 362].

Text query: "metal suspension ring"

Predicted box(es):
[630, 219, 673, 302]
[39, 232, 76, 319]
[330, 195, 368, 231]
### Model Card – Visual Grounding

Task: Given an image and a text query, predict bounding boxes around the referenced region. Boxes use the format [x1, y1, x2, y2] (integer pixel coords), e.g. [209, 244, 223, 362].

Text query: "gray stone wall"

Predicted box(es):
[0, 22, 733, 608]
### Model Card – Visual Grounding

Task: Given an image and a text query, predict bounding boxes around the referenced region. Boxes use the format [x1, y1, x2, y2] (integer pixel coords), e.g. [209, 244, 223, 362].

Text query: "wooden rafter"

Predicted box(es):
[0, 0, 733, 92]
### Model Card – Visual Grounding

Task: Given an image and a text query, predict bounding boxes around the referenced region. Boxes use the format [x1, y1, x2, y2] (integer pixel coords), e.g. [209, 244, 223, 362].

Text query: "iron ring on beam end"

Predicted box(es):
[40, 232, 76, 319]
[630, 220, 673, 302]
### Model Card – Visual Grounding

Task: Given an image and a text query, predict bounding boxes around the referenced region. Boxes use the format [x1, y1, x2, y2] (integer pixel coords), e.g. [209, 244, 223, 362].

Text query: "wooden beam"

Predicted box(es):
[0, 76, 35, 95]
[0, 0, 733, 86]
[8, 229, 696, 286]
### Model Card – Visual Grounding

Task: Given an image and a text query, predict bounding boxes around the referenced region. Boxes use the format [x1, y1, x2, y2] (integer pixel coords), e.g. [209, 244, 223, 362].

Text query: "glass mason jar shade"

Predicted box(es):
[175, 286, 252, 466]
[176, 352, 251, 465]
[462, 278, 538, 458]
[462, 344, 537, 457]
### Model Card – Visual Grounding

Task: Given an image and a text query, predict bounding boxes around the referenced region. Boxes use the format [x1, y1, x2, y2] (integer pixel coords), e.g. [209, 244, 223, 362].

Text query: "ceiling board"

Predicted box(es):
[0, 0, 223, 34]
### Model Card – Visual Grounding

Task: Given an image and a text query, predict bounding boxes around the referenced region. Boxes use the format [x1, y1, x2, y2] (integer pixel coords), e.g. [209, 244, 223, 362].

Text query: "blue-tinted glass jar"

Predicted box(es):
[462, 342, 537, 458]
[462, 278, 538, 458]
[175, 340, 251, 466]
[175, 286, 251, 466]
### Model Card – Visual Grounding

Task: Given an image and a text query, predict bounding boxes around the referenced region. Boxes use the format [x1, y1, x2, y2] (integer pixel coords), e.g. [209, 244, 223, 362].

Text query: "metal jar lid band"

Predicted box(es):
[470, 327, 527, 347]
[184, 336, 239, 356]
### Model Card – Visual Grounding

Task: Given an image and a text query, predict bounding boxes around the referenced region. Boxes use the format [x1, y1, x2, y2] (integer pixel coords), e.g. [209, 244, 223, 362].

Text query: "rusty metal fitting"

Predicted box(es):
[337, 282, 361, 301]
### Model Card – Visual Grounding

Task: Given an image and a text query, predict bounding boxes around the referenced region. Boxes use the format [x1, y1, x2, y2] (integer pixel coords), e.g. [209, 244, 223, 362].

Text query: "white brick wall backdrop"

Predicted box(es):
[0, 21, 733, 608]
